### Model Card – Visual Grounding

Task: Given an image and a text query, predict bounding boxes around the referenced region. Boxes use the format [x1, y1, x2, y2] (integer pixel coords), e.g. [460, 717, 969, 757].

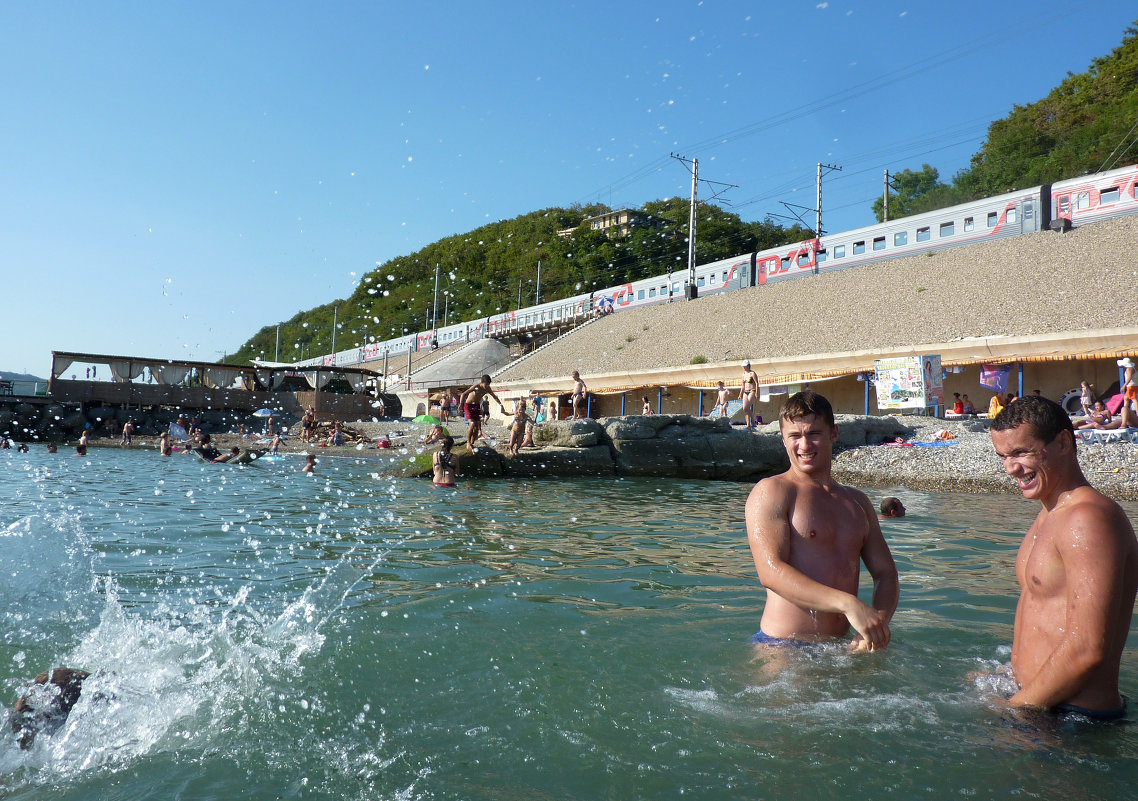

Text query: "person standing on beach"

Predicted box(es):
[745, 390, 899, 651]
[462, 375, 506, 447]
[739, 361, 758, 432]
[570, 371, 587, 419]
[121, 418, 134, 446]
[989, 396, 1137, 717]
[712, 381, 730, 418]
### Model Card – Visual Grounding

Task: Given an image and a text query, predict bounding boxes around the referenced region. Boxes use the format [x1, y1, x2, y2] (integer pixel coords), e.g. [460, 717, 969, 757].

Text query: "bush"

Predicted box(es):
[690, 355, 708, 365]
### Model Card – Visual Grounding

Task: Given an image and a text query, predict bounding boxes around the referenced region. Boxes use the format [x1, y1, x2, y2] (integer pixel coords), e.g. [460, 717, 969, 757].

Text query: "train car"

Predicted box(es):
[1051, 163, 1138, 227]
[815, 185, 1049, 276]
[751, 239, 821, 286]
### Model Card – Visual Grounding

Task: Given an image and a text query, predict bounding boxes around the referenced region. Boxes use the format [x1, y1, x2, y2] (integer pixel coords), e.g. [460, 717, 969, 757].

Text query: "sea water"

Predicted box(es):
[0, 447, 1135, 801]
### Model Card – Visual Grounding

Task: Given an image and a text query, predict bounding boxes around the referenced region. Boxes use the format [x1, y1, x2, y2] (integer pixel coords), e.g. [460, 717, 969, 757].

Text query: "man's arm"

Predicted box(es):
[1007, 504, 1130, 708]
[486, 387, 506, 410]
[851, 491, 900, 650]
[745, 480, 889, 647]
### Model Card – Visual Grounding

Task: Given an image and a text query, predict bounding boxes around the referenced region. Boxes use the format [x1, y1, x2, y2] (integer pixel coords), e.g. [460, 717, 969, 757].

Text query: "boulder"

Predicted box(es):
[833, 414, 909, 448]
[533, 418, 604, 448]
[503, 445, 614, 477]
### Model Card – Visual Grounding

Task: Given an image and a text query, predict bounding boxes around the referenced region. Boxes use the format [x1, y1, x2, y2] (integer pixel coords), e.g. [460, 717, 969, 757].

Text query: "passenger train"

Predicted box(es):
[301, 163, 1138, 370]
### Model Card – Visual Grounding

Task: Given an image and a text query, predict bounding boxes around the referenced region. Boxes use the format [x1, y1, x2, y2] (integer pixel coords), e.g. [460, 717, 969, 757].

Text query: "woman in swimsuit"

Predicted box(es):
[432, 436, 459, 487]
[739, 361, 757, 431]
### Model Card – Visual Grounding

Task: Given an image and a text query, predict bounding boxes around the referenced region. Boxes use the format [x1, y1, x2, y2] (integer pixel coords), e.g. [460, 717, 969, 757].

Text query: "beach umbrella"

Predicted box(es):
[251, 408, 277, 417]
[412, 414, 441, 425]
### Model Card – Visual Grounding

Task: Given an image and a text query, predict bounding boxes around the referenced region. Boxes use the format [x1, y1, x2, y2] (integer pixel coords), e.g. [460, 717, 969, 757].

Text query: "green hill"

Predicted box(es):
[230, 199, 809, 364]
[873, 21, 1138, 221]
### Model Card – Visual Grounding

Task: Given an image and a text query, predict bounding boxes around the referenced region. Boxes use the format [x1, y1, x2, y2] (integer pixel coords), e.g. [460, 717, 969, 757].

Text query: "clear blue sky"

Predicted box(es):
[2, 1, 1134, 376]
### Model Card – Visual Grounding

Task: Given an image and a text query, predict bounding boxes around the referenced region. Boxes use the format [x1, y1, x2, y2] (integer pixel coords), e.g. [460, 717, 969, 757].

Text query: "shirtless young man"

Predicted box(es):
[570, 371, 587, 419]
[712, 381, 731, 418]
[462, 375, 506, 446]
[745, 390, 899, 651]
[989, 396, 1138, 717]
[739, 361, 758, 432]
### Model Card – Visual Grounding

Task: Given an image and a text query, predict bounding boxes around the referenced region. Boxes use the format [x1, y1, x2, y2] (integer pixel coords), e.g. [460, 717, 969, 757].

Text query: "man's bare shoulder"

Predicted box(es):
[745, 473, 796, 514]
[1050, 487, 1137, 549]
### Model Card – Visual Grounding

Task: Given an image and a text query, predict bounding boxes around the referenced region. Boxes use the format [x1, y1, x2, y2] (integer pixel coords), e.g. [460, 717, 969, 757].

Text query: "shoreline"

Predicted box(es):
[73, 416, 1138, 500]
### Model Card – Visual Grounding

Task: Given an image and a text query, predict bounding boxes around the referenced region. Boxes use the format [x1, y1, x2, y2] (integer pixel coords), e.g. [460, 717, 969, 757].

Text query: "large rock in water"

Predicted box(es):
[411, 414, 912, 482]
[604, 415, 786, 479]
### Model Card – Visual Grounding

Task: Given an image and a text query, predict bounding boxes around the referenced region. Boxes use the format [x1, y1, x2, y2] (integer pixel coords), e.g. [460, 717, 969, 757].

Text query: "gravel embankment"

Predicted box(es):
[496, 215, 1138, 381]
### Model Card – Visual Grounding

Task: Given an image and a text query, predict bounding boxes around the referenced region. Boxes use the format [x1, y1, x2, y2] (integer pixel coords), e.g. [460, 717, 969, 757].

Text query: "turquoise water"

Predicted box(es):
[0, 447, 1135, 800]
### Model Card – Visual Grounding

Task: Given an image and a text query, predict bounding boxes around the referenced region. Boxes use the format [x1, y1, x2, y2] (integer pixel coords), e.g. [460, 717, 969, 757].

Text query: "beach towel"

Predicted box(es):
[1105, 393, 1125, 415]
[708, 399, 744, 420]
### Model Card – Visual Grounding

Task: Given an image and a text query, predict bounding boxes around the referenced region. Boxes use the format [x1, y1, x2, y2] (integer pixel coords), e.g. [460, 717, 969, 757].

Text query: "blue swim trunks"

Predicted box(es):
[1056, 695, 1128, 721]
[751, 630, 811, 649]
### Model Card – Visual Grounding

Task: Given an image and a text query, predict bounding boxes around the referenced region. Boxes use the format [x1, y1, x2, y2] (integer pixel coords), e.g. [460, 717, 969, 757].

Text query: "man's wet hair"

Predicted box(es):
[442, 435, 454, 449]
[991, 394, 1073, 443]
[481, 375, 492, 384]
[779, 390, 835, 428]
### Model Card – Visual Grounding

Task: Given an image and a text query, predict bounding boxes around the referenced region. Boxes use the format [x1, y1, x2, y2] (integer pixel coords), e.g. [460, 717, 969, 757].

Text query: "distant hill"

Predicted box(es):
[0, 371, 46, 383]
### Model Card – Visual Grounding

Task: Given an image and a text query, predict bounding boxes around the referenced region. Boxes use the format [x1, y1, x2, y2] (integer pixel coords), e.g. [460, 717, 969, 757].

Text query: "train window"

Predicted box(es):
[649, 288, 657, 298]
[964, 217, 974, 231]
[816, 251, 827, 264]
[987, 212, 998, 227]
[797, 251, 811, 266]
[917, 227, 930, 241]
[894, 231, 908, 246]
[853, 241, 865, 255]
[672, 283, 680, 293]
[1007, 207, 1018, 224]
[872, 236, 886, 251]
[833, 245, 845, 258]
[1076, 192, 1090, 209]
[638, 289, 645, 300]
[697, 277, 706, 287]
[1059, 196, 1070, 215]
[1101, 187, 1120, 204]
[722, 271, 728, 282]
[939, 222, 954, 237]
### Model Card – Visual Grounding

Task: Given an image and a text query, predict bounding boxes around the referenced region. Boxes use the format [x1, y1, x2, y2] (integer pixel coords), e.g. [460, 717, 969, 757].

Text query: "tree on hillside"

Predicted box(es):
[871, 164, 948, 223]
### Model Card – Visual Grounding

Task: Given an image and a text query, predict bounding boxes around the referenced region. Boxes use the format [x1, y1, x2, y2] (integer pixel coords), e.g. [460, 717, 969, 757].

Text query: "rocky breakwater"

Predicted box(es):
[459, 413, 910, 480]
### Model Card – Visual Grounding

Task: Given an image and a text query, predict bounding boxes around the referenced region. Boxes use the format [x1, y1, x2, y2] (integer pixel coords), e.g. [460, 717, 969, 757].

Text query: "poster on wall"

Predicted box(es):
[980, 363, 1011, 394]
[874, 355, 944, 410]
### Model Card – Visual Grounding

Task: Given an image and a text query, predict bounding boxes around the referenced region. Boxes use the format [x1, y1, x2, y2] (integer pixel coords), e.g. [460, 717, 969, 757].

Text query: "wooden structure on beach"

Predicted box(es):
[48, 351, 388, 420]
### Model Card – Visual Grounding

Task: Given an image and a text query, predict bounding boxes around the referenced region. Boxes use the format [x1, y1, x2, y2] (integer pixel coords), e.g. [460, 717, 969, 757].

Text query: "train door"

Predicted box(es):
[1022, 199, 1039, 233]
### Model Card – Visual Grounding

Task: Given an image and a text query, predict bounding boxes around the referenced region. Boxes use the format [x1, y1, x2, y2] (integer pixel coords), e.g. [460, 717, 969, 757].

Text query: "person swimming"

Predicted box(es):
[9, 667, 90, 749]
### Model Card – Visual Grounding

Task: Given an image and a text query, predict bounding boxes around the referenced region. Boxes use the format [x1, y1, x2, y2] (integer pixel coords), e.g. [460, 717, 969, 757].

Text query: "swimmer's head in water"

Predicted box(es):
[880, 497, 906, 517]
[9, 667, 90, 749]
[779, 390, 835, 430]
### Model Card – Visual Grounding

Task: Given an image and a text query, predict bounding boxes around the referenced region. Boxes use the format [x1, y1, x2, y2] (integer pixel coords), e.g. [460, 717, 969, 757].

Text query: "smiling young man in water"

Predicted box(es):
[745, 391, 899, 651]
[990, 395, 1138, 718]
